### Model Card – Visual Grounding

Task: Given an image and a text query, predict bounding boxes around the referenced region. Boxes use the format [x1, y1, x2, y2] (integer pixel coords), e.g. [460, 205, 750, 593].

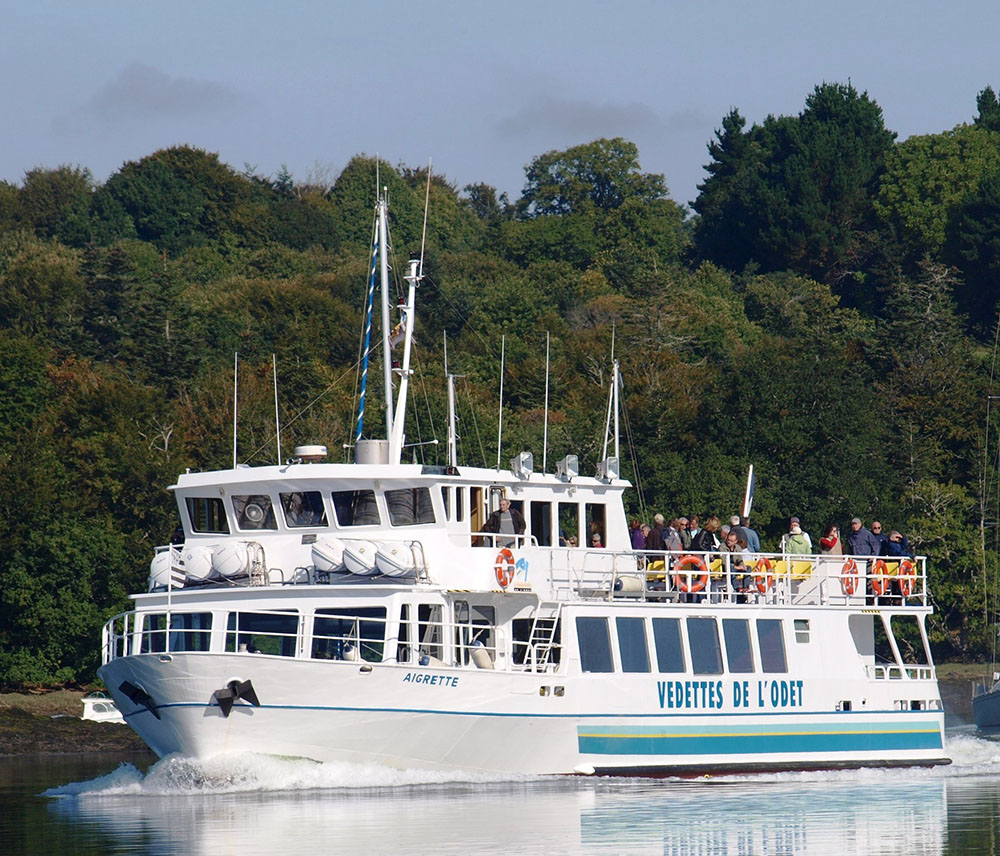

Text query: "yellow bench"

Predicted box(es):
[764, 559, 813, 580]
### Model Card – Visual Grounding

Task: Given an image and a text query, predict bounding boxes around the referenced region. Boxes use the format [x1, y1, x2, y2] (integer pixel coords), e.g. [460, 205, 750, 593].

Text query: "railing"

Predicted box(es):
[551, 549, 928, 608]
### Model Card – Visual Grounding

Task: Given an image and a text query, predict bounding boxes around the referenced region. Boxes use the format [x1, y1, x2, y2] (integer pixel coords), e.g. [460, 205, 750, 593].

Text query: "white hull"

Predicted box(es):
[99, 647, 946, 775]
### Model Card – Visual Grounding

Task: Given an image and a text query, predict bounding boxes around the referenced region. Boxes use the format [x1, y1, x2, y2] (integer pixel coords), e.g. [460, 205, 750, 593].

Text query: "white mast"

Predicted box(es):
[496, 334, 505, 470]
[389, 255, 419, 463]
[543, 332, 550, 473]
[378, 194, 394, 440]
[232, 351, 239, 469]
[388, 164, 430, 465]
[272, 353, 281, 465]
[445, 332, 458, 469]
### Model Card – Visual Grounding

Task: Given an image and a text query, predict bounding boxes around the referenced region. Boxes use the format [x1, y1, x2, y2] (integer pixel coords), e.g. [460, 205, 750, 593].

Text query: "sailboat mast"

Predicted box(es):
[378, 194, 394, 439]
[389, 256, 419, 463]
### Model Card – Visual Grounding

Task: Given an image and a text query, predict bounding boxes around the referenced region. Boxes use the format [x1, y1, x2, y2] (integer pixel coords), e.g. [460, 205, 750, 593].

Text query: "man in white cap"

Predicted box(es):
[780, 516, 812, 553]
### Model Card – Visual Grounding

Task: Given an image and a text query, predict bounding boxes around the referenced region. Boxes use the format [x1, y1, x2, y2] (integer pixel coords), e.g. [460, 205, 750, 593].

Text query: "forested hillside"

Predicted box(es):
[3, 82, 1000, 686]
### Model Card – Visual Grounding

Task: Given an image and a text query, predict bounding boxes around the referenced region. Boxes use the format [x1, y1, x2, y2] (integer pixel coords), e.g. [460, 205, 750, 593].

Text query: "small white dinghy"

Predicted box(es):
[81, 691, 126, 724]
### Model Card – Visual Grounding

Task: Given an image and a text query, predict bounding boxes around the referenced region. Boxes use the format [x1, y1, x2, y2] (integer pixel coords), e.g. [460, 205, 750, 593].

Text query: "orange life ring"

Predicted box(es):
[842, 558, 858, 595]
[898, 559, 916, 597]
[494, 548, 515, 588]
[672, 554, 709, 593]
[870, 559, 889, 596]
[754, 557, 774, 593]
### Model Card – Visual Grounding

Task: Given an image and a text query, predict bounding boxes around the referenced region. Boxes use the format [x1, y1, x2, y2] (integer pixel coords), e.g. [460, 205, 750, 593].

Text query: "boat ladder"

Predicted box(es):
[526, 601, 562, 672]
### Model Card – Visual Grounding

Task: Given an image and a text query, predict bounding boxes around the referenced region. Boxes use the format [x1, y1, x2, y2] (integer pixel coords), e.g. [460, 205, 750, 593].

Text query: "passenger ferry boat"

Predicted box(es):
[98, 193, 949, 775]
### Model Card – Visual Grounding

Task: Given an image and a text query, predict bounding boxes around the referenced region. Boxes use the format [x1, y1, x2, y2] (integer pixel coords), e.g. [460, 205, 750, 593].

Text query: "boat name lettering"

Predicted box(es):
[402, 672, 460, 687]
[656, 679, 804, 710]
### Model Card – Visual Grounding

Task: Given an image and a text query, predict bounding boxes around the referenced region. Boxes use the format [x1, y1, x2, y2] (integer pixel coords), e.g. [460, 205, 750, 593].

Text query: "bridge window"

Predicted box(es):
[559, 503, 579, 547]
[186, 497, 229, 534]
[616, 616, 649, 673]
[722, 619, 754, 673]
[280, 491, 327, 528]
[652, 617, 686, 673]
[576, 616, 614, 673]
[386, 487, 436, 526]
[232, 495, 278, 531]
[332, 489, 381, 526]
[686, 617, 723, 675]
[756, 619, 788, 673]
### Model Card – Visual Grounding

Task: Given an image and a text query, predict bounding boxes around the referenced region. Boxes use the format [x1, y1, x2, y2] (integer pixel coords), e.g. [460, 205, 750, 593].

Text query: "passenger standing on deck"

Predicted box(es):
[688, 515, 701, 543]
[664, 519, 684, 554]
[483, 497, 525, 547]
[847, 517, 878, 556]
[780, 517, 812, 553]
[740, 516, 761, 554]
[678, 517, 692, 550]
[820, 524, 843, 555]
[880, 529, 914, 559]
[871, 520, 889, 553]
[630, 519, 645, 550]
[691, 516, 721, 555]
[644, 515, 664, 553]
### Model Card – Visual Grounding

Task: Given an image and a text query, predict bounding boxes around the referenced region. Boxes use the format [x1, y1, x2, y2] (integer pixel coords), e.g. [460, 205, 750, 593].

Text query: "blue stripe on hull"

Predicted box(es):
[578, 723, 943, 755]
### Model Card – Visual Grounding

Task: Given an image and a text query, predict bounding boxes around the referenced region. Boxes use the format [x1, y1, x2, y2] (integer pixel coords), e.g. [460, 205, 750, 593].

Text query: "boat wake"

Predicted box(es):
[44, 753, 528, 798]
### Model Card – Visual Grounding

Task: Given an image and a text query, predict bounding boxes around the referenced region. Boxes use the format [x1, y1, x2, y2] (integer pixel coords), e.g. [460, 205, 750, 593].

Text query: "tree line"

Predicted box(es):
[2, 81, 1000, 686]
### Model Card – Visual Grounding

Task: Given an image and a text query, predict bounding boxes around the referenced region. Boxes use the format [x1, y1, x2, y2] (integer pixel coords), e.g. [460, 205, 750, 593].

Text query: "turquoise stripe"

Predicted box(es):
[578, 723, 943, 755]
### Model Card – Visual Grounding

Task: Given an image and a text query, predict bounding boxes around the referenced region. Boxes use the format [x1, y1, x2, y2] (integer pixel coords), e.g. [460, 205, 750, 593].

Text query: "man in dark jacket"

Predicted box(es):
[483, 497, 525, 547]
[847, 517, 879, 556]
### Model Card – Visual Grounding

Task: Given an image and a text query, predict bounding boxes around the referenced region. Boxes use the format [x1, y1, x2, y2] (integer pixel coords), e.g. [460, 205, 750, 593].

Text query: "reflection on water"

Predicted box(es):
[10, 734, 1000, 855]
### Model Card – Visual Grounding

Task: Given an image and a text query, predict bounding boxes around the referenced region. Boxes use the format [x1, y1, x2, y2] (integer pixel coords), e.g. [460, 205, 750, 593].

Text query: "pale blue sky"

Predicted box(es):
[4, 1, 998, 207]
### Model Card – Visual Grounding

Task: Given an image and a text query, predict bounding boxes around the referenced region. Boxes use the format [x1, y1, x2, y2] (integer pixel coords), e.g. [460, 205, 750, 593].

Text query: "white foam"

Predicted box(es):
[44, 753, 529, 798]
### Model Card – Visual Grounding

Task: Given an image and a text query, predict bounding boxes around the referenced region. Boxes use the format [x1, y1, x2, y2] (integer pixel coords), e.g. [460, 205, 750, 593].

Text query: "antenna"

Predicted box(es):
[496, 334, 505, 471]
[232, 351, 239, 469]
[543, 332, 550, 473]
[273, 353, 281, 464]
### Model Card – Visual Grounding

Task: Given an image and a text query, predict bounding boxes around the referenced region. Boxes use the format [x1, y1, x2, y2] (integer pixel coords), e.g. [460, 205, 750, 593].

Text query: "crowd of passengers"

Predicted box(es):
[625, 513, 916, 602]
[628, 513, 913, 559]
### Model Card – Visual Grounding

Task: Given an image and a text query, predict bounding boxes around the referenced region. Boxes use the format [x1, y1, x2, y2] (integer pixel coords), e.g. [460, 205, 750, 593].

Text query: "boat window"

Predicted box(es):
[186, 497, 230, 534]
[441, 487, 451, 520]
[616, 616, 650, 673]
[530, 501, 553, 547]
[756, 619, 788, 673]
[470, 487, 484, 537]
[280, 491, 327, 528]
[226, 611, 298, 657]
[418, 604, 443, 661]
[232, 495, 278, 531]
[332, 489, 381, 526]
[386, 487, 436, 526]
[312, 607, 386, 662]
[454, 602, 496, 665]
[652, 618, 686, 673]
[890, 615, 930, 665]
[794, 619, 810, 643]
[456, 487, 465, 522]
[576, 617, 614, 673]
[559, 502, 579, 547]
[686, 617, 723, 675]
[140, 613, 213, 654]
[586, 503, 606, 548]
[511, 616, 562, 667]
[722, 619, 754, 673]
[397, 603, 411, 663]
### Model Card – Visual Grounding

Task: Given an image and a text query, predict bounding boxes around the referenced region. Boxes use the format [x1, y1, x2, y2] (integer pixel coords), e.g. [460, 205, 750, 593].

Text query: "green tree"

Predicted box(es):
[945, 170, 1000, 332]
[976, 85, 1000, 132]
[694, 83, 896, 288]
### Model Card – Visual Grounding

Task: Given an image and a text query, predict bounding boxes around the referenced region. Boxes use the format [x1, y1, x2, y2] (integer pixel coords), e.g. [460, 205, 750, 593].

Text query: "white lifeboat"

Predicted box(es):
[342, 540, 380, 576]
[311, 537, 347, 573]
[376, 542, 419, 577]
[180, 545, 213, 582]
[212, 542, 252, 578]
[148, 551, 173, 590]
